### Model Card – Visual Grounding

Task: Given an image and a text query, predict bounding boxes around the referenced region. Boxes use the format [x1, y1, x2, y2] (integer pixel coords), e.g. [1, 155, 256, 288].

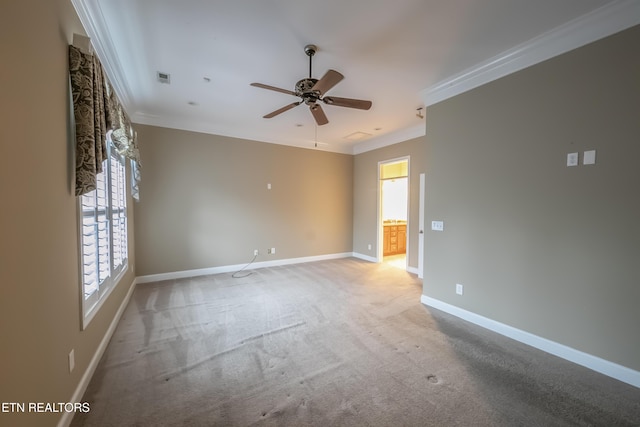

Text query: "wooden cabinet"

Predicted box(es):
[383, 223, 406, 256]
[383, 227, 391, 255]
[398, 225, 406, 254]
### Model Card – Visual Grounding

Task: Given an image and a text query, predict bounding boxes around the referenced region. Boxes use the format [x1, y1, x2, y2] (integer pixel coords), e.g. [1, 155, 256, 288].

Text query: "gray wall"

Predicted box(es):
[423, 25, 640, 371]
[353, 137, 427, 268]
[0, 1, 137, 426]
[133, 125, 354, 276]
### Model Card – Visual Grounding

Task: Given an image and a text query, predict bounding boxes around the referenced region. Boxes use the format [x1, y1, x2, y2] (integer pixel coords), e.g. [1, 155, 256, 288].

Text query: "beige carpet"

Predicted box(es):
[71, 258, 640, 426]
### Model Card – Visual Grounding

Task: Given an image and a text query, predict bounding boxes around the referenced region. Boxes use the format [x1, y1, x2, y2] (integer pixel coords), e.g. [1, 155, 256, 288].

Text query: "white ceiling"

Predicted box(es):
[73, 0, 638, 154]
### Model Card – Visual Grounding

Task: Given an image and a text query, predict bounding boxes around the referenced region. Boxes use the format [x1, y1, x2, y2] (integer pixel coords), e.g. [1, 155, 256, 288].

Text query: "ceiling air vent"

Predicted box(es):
[343, 131, 372, 141]
[156, 71, 171, 84]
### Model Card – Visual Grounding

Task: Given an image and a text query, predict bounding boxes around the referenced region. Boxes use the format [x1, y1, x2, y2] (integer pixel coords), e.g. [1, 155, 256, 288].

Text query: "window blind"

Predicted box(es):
[79, 140, 128, 320]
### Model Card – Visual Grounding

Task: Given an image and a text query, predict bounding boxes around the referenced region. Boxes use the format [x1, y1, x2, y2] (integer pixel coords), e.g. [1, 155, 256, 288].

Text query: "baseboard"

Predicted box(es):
[352, 252, 378, 263]
[58, 277, 138, 427]
[136, 252, 356, 284]
[421, 295, 640, 389]
[136, 253, 415, 284]
[352, 252, 419, 275]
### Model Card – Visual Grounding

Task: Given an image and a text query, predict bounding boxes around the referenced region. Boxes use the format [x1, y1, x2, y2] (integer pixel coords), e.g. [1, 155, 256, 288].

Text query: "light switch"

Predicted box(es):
[567, 152, 578, 167]
[431, 221, 444, 231]
[583, 150, 596, 165]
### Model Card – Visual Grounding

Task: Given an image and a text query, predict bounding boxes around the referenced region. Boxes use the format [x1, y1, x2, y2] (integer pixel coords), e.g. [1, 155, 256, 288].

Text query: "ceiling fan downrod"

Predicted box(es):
[304, 44, 317, 78]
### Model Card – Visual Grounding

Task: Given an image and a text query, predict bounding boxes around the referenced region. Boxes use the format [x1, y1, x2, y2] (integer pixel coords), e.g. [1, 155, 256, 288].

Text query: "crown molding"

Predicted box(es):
[133, 110, 428, 155]
[70, 0, 134, 111]
[72, 0, 637, 153]
[132, 112, 355, 154]
[421, 0, 640, 106]
[352, 124, 426, 155]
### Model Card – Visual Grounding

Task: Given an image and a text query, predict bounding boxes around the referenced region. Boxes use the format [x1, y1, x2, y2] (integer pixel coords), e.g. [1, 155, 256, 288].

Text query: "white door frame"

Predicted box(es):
[377, 156, 410, 267]
[418, 173, 425, 279]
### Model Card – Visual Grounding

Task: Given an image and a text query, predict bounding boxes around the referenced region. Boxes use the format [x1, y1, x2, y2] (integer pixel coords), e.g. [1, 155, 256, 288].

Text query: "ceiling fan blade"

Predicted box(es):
[310, 104, 329, 126]
[263, 102, 301, 118]
[323, 96, 372, 110]
[250, 82, 296, 97]
[311, 69, 344, 96]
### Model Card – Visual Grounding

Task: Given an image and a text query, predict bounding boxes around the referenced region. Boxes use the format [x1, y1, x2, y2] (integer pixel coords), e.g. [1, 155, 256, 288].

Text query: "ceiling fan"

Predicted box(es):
[250, 44, 372, 126]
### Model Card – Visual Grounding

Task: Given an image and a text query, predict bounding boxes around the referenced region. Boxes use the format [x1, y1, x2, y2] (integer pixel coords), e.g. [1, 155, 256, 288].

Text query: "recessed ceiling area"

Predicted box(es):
[72, 0, 637, 153]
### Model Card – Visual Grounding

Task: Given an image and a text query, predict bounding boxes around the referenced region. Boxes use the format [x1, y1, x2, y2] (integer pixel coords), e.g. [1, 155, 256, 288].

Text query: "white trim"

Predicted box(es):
[72, 0, 639, 155]
[421, 0, 640, 106]
[136, 252, 354, 284]
[377, 157, 410, 264]
[78, 141, 129, 329]
[352, 124, 425, 155]
[417, 173, 425, 279]
[406, 265, 419, 275]
[353, 252, 417, 274]
[105, 83, 423, 156]
[59, 277, 138, 427]
[421, 295, 640, 389]
[70, 0, 134, 109]
[82, 265, 128, 329]
[132, 112, 354, 155]
[352, 252, 378, 263]
[132, 114, 427, 157]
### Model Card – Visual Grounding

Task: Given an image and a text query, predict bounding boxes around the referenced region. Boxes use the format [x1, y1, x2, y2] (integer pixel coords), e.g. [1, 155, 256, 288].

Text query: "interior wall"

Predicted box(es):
[353, 136, 427, 268]
[0, 1, 137, 426]
[423, 25, 640, 371]
[133, 124, 354, 277]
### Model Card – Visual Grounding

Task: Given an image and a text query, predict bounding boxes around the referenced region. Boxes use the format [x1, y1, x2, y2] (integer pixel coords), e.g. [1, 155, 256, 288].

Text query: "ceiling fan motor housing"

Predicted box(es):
[295, 78, 320, 104]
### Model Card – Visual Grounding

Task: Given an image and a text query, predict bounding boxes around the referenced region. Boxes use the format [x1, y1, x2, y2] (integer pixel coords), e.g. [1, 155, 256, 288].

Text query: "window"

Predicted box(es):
[79, 135, 128, 325]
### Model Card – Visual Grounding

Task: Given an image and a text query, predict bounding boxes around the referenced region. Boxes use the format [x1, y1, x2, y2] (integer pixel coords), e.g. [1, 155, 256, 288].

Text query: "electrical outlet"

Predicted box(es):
[368, 244, 372, 251]
[69, 349, 75, 373]
[254, 249, 259, 256]
[567, 152, 579, 167]
[270, 247, 276, 254]
[456, 284, 463, 295]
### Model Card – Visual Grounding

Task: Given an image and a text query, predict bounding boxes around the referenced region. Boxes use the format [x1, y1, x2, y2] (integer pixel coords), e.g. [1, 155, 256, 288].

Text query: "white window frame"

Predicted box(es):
[78, 133, 128, 328]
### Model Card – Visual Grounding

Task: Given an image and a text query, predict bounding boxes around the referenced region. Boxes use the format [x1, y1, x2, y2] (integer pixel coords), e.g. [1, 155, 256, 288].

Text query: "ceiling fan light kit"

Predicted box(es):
[251, 44, 372, 126]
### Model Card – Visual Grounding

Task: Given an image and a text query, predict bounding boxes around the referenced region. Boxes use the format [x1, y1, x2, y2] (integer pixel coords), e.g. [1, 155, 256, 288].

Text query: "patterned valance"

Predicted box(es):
[69, 45, 108, 196]
[107, 81, 140, 164]
[69, 45, 141, 198]
[107, 77, 141, 200]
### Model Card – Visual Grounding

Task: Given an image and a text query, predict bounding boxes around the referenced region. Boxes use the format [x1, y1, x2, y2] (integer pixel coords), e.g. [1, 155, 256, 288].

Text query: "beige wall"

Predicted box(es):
[353, 137, 427, 268]
[0, 1, 137, 426]
[133, 125, 354, 276]
[2, 4, 636, 425]
[424, 25, 640, 371]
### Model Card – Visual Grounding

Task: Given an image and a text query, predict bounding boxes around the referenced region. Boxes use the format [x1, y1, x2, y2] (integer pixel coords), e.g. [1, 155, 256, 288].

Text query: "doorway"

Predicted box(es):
[378, 158, 409, 270]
